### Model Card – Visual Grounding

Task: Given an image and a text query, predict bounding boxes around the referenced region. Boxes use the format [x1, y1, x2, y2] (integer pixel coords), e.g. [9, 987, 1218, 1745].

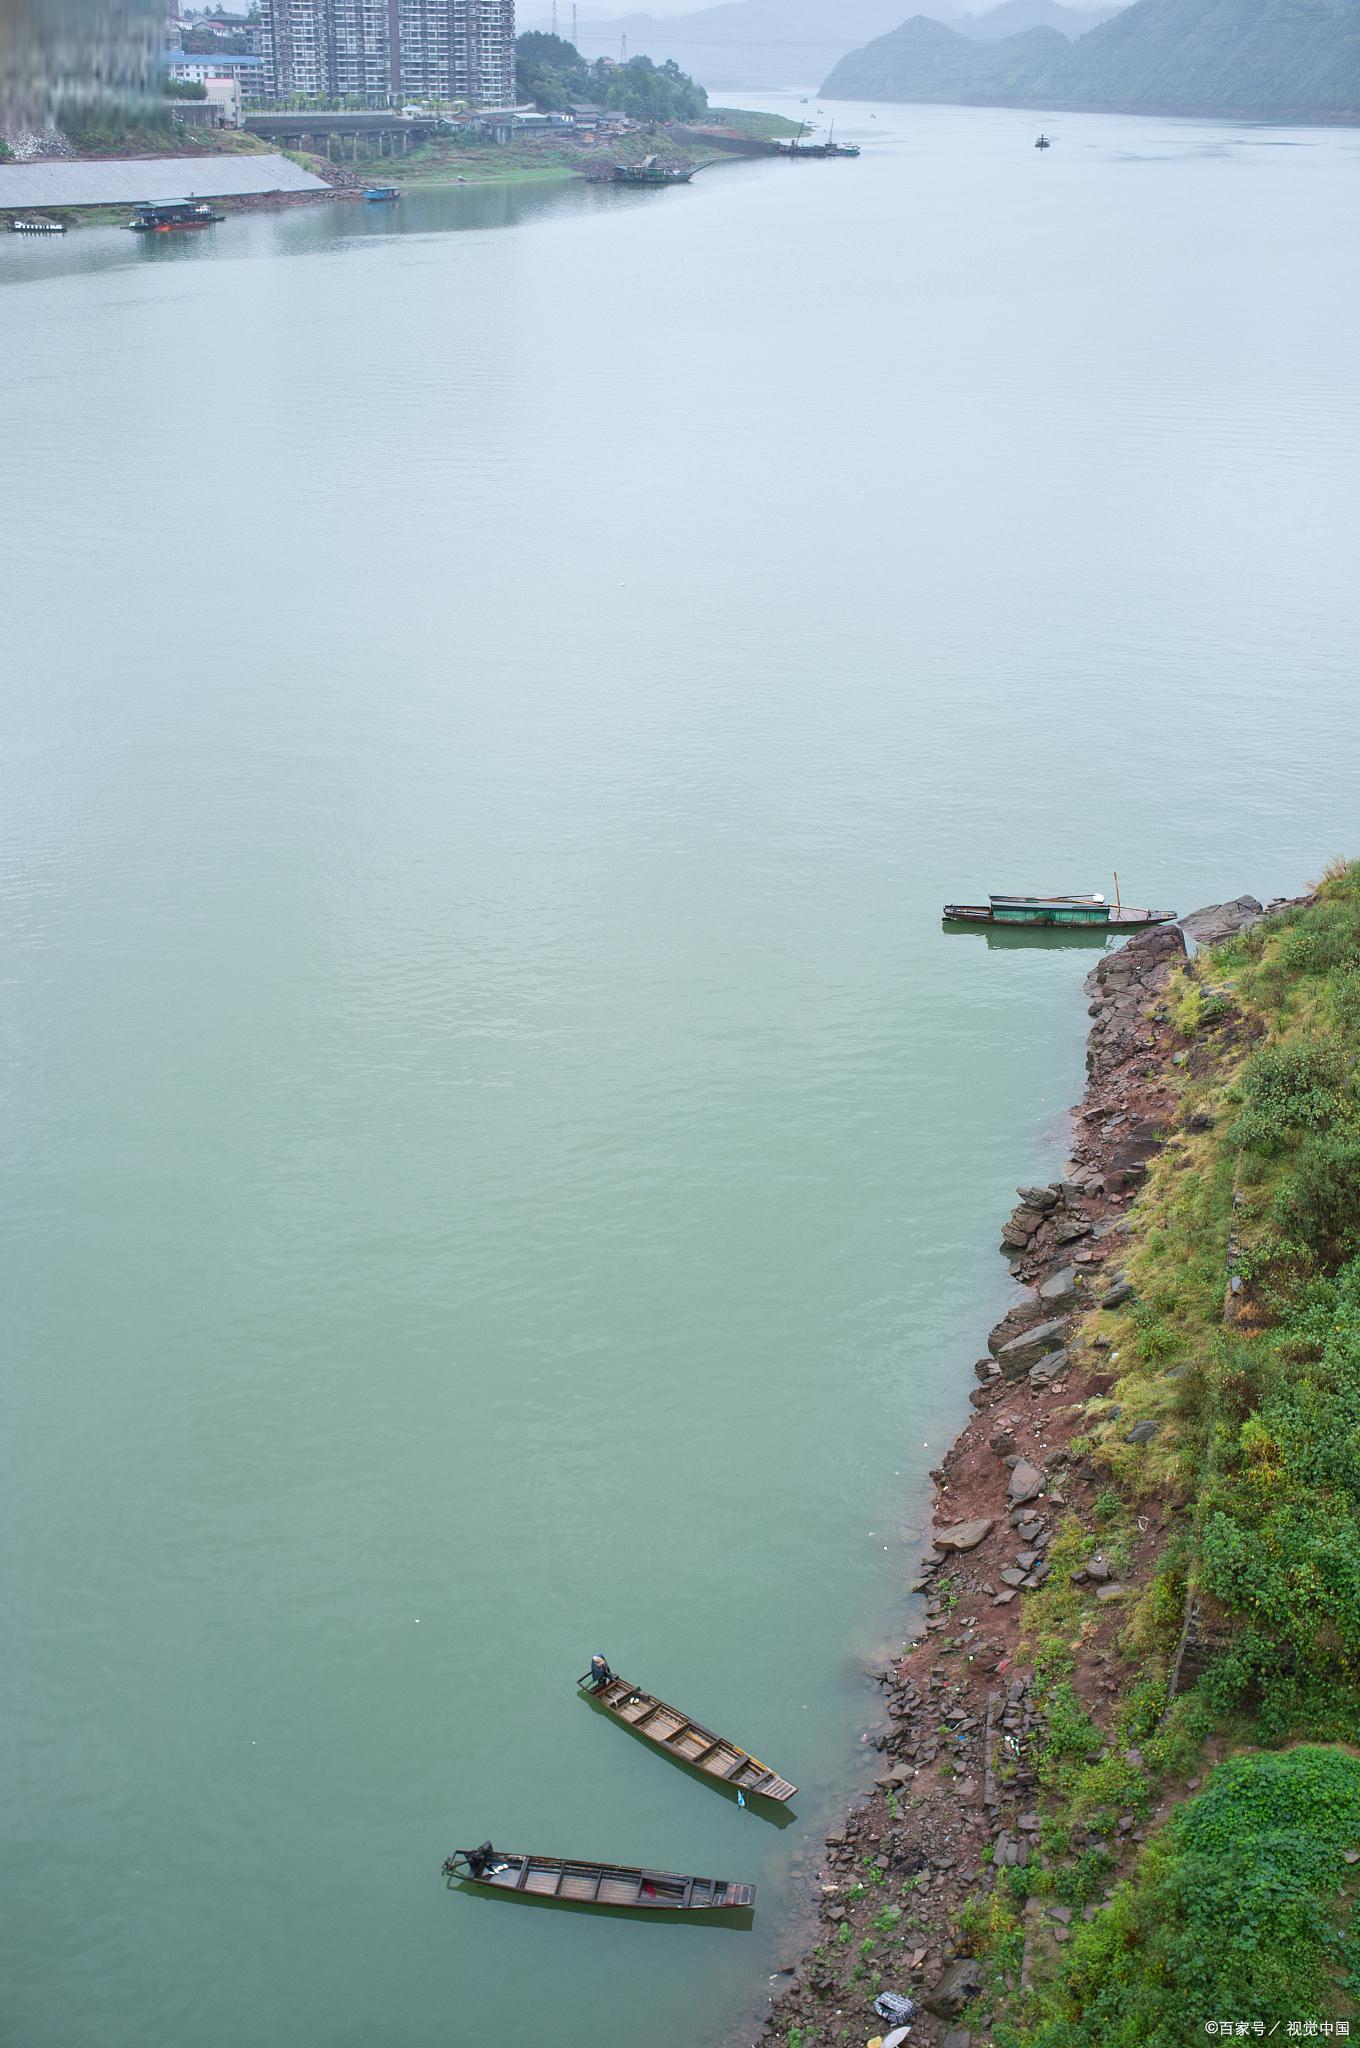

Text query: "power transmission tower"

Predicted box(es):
[570, 4, 577, 49]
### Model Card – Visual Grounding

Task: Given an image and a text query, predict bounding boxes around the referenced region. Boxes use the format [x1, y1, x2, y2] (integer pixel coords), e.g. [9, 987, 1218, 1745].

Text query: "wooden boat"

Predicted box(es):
[943, 890, 1176, 931]
[443, 1846, 754, 1911]
[363, 186, 401, 203]
[583, 1673, 796, 1802]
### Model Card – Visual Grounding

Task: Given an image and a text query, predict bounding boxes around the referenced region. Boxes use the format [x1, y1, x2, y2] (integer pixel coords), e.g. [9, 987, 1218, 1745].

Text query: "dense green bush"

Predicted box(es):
[1196, 1253, 1360, 1735]
[1276, 1133, 1360, 1267]
[1277, 896, 1360, 976]
[1010, 1748, 1360, 2047]
[1230, 1037, 1352, 1153]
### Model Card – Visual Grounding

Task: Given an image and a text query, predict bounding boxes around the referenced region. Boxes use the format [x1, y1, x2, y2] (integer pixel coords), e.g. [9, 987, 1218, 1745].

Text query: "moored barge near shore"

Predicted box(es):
[612, 156, 694, 186]
[943, 892, 1177, 930]
[128, 201, 225, 233]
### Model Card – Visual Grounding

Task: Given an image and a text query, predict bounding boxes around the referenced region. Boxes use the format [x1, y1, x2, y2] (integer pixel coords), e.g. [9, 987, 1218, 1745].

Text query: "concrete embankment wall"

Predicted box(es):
[671, 126, 782, 157]
[0, 155, 327, 208]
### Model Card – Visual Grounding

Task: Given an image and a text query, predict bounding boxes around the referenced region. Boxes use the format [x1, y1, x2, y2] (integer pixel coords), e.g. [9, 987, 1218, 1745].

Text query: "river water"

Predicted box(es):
[2, 96, 1358, 2048]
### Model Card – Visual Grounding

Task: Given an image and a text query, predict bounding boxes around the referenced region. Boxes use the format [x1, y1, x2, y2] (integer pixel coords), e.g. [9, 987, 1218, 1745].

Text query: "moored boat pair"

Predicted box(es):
[444, 1660, 795, 1915]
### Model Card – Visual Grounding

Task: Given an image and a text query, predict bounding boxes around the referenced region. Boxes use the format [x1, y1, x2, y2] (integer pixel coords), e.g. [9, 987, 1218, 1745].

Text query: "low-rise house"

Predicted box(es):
[203, 75, 243, 125]
[167, 51, 268, 104]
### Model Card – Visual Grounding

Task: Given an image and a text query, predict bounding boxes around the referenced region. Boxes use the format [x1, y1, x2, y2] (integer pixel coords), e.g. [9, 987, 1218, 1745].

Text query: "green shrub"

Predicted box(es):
[1040, 1684, 1103, 1771]
[1230, 1038, 1352, 1153]
[1275, 1132, 1360, 1267]
[1277, 897, 1360, 977]
[1328, 963, 1360, 1035]
[1014, 1748, 1360, 2047]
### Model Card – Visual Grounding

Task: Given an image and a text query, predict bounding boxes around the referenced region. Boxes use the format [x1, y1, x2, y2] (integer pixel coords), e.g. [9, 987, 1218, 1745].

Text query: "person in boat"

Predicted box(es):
[465, 1841, 496, 1879]
[587, 1653, 613, 1693]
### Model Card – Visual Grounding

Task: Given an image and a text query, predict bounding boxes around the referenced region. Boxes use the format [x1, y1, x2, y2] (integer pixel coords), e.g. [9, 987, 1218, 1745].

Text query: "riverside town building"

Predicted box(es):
[258, 1, 517, 109]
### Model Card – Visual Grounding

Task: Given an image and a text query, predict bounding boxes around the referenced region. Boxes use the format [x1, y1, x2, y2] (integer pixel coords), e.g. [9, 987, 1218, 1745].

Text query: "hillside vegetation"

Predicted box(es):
[976, 863, 1360, 2041]
[824, 0, 1360, 118]
[514, 33, 708, 120]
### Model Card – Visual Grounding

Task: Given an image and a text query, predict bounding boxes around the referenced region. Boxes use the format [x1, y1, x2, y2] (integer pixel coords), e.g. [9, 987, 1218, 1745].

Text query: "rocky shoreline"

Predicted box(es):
[745, 895, 1282, 2048]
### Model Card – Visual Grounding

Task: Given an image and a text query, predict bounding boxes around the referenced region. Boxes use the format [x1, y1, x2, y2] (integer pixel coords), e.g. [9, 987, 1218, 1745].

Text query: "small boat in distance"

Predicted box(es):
[128, 201, 225, 233]
[9, 217, 66, 234]
[1035, 133, 1052, 149]
[443, 1845, 755, 1912]
[363, 186, 401, 202]
[582, 1670, 796, 1802]
[943, 887, 1176, 931]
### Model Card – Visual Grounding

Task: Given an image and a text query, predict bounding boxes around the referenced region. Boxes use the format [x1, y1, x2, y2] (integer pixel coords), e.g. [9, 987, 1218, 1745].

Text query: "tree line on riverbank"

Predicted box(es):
[514, 33, 709, 122]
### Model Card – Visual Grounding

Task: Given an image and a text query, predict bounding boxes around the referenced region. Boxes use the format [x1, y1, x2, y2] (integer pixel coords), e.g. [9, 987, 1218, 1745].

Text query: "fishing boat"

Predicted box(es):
[9, 218, 66, 234]
[443, 1845, 755, 1911]
[582, 1672, 797, 1802]
[128, 201, 225, 233]
[943, 887, 1176, 931]
[612, 155, 693, 186]
[1035, 133, 1052, 149]
[362, 185, 401, 202]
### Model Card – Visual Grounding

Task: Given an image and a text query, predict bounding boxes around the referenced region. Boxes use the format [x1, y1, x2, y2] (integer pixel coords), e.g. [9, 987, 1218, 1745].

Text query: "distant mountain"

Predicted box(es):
[525, 0, 964, 90]
[822, 0, 1360, 118]
[957, 0, 1122, 40]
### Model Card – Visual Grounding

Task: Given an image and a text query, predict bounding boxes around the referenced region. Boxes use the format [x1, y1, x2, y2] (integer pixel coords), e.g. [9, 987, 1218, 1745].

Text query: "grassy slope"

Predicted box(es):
[317, 110, 795, 190]
[707, 106, 804, 137]
[967, 861, 1360, 2043]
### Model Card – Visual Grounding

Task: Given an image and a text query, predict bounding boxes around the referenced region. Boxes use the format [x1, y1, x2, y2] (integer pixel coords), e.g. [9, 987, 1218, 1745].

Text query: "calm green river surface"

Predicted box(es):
[3, 94, 1358, 2048]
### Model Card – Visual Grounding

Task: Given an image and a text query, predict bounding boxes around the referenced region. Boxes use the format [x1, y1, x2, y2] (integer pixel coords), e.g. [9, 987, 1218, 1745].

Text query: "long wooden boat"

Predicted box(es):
[944, 893, 1176, 931]
[442, 1847, 754, 1911]
[583, 1673, 796, 1802]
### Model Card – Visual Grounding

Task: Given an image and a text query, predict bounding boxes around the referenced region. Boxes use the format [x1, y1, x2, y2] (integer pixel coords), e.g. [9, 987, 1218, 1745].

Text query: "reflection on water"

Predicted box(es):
[942, 923, 1117, 951]
[0, 175, 671, 287]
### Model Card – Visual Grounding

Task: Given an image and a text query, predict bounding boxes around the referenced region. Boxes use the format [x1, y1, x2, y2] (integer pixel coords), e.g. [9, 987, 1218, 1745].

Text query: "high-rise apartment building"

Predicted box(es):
[453, 0, 515, 107]
[259, 0, 515, 107]
[261, 0, 327, 100]
[328, 0, 393, 102]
